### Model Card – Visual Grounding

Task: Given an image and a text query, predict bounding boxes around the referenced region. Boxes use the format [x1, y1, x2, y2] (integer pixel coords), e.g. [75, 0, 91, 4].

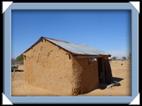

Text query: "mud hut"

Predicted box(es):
[22, 36, 112, 95]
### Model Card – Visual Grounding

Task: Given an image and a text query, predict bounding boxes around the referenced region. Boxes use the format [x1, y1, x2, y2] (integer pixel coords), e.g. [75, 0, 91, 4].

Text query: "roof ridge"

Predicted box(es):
[43, 36, 70, 43]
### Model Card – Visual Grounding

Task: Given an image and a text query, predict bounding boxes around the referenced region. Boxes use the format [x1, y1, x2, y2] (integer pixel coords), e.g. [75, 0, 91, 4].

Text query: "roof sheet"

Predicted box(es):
[44, 37, 108, 55]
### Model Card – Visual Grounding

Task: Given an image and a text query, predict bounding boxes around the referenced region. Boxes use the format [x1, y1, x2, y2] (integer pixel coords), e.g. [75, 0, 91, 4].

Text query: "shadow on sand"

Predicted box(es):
[112, 77, 123, 82]
[99, 77, 124, 89]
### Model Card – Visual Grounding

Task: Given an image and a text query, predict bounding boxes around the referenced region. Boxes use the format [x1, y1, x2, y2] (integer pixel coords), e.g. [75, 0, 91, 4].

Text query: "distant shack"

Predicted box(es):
[21, 36, 112, 95]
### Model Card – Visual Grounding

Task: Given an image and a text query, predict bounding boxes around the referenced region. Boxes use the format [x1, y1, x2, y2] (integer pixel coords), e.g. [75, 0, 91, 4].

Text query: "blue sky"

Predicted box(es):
[12, 10, 130, 58]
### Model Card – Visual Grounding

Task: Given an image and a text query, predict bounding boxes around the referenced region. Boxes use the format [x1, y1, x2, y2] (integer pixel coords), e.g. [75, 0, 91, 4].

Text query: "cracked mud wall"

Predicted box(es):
[23, 39, 99, 96]
[72, 57, 99, 95]
[23, 39, 74, 95]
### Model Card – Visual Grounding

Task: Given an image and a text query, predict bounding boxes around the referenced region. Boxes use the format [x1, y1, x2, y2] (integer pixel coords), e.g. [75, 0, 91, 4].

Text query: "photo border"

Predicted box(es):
[3, 2, 139, 104]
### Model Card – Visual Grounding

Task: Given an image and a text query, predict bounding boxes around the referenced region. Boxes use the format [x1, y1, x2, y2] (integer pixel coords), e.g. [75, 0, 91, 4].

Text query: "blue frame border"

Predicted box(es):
[3, 3, 139, 104]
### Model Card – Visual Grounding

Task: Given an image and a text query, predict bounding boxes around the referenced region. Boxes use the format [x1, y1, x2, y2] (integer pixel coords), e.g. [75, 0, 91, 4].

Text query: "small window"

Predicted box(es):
[68, 54, 71, 59]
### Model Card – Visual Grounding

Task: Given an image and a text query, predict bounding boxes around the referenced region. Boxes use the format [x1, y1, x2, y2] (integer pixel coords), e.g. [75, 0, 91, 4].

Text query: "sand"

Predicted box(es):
[83, 60, 131, 96]
[12, 60, 131, 96]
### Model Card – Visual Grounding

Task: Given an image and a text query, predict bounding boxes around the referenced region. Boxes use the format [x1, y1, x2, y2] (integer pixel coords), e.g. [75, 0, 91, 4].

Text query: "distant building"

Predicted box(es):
[21, 36, 112, 95]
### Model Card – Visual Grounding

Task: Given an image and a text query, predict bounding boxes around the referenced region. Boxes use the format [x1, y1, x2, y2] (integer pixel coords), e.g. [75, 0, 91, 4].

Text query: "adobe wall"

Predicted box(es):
[72, 57, 99, 95]
[23, 39, 74, 95]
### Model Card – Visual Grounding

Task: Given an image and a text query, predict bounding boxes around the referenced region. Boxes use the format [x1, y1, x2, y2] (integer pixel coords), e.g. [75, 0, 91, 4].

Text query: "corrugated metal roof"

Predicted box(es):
[43, 37, 108, 55]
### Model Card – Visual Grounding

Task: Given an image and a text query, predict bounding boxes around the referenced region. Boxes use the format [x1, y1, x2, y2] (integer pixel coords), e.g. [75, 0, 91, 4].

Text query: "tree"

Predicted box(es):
[11, 58, 16, 65]
[16, 55, 23, 63]
[111, 56, 117, 60]
[128, 53, 131, 60]
[122, 56, 127, 60]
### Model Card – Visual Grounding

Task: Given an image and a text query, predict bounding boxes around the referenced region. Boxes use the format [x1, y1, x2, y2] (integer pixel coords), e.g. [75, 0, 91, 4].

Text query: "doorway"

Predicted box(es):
[98, 58, 105, 84]
[97, 57, 112, 84]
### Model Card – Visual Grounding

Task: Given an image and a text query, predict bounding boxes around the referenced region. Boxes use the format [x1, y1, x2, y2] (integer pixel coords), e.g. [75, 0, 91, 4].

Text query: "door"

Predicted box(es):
[97, 57, 112, 84]
[98, 58, 105, 84]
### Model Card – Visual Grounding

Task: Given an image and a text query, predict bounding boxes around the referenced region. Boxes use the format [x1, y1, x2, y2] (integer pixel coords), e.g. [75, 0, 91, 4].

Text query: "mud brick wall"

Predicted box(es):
[23, 39, 74, 95]
[72, 57, 99, 95]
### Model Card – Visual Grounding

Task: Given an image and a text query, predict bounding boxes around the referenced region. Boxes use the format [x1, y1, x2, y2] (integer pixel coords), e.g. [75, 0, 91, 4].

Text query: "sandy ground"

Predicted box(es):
[12, 60, 131, 96]
[83, 60, 131, 96]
